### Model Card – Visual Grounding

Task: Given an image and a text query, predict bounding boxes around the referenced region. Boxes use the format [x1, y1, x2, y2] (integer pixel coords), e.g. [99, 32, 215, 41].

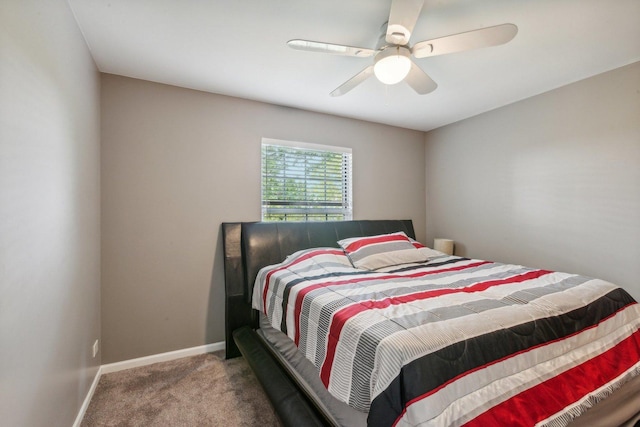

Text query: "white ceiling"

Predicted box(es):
[68, 0, 640, 132]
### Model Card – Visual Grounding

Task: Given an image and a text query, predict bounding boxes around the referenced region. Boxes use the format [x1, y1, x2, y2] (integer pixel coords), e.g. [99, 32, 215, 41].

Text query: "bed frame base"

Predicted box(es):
[233, 326, 330, 427]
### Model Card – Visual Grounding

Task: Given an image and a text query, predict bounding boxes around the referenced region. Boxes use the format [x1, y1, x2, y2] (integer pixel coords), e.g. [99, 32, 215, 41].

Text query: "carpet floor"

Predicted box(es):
[81, 351, 282, 426]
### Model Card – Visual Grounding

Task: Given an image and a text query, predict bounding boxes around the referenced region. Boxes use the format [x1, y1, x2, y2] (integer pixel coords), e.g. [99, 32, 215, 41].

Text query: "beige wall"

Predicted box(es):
[100, 74, 426, 363]
[425, 62, 640, 300]
[0, 1, 101, 426]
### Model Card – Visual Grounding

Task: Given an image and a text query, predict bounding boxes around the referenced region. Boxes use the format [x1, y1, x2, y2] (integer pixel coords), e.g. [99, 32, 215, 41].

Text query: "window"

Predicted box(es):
[261, 138, 352, 221]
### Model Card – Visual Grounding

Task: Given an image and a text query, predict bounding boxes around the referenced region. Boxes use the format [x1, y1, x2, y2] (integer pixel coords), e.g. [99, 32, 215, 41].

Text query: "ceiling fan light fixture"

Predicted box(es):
[374, 46, 411, 85]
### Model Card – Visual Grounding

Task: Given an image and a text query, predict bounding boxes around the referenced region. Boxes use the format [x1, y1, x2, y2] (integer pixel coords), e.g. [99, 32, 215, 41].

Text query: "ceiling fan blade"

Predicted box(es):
[330, 65, 375, 97]
[386, 0, 424, 45]
[405, 61, 437, 94]
[287, 39, 375, 57]
[412, 23, 518, 58]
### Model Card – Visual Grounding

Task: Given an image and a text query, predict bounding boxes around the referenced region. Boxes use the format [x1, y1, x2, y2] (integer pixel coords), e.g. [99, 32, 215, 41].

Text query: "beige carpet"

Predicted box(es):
[81, 351, 282, 426]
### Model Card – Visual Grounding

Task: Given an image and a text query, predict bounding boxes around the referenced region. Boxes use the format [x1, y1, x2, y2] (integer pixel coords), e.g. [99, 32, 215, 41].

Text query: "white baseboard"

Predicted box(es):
[72, 365, 102, 427]
[73, 340, 225, 425]
[101, 341, 225, 374]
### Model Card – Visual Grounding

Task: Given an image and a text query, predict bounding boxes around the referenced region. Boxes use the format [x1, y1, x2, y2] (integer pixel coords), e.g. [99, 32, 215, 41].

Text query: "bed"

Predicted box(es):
[222, 220, 640, 427]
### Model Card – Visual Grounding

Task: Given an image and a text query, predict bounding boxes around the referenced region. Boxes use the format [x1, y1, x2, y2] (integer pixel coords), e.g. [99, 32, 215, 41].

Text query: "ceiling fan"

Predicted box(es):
[287, 0, 518, 97]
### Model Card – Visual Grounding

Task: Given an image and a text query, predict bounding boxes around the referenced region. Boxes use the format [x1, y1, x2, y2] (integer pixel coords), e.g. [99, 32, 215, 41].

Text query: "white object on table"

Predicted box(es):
[434, 238, 455, 255]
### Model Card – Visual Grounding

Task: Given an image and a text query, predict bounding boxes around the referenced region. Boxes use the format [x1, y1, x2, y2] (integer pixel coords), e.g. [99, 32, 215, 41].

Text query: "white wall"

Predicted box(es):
[100, 74, 426, 363]
[0, 1, 101, 426]
[425, 62, 640, 300]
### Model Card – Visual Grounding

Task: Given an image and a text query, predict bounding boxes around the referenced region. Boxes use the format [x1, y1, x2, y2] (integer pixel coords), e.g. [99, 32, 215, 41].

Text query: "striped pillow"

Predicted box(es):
[338, 232, 429, 270]
[410, 238, 426, 249]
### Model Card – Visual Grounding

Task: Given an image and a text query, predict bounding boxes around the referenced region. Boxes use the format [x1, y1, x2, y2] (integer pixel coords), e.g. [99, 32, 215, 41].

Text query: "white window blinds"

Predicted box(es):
[261, 138, 352, 221]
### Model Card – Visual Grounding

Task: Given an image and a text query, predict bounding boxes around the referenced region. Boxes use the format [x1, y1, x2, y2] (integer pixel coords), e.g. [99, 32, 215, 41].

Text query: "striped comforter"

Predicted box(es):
[252, 248, 640, 426]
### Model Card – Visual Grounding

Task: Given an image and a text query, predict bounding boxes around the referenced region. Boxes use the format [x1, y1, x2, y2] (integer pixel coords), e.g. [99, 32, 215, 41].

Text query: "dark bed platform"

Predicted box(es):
[222, 220, 415, 426]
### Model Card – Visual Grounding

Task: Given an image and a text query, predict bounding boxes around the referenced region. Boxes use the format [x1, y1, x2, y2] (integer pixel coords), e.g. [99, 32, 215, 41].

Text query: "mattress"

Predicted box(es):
[253, 247, 640, 426]
[258, 314, 640, 427]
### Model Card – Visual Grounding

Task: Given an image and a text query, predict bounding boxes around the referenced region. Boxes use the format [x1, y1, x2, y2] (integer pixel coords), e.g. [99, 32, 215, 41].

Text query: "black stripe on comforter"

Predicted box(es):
[368, 288, 637, 427]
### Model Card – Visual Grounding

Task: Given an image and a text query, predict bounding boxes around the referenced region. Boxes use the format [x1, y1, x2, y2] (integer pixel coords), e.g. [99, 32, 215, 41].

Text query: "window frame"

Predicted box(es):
[261, 138, 353, 222]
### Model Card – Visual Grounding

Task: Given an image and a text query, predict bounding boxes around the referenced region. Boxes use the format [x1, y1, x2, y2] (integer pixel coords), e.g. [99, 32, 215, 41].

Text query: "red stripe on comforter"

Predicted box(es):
[292, 260, 491, 345]
[464, 331, 640, 427]
[319, 269, 552, 388]
[262, 248, 345, 312]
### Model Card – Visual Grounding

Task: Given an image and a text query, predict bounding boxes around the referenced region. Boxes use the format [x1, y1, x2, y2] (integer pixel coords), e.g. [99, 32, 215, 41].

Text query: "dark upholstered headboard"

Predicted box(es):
[222, 220, 415, 358]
